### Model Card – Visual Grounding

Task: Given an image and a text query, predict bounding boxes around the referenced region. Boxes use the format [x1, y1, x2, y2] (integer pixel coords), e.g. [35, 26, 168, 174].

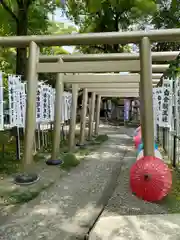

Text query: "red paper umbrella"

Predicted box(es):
[133, 132, 141, 149]
[134, 126, 141, 136]
[130, 156, 172, 202]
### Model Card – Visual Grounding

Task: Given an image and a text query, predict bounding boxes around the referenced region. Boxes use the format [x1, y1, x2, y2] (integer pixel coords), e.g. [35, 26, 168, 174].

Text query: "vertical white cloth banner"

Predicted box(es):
[152, 88, 158, 140]
[161, 79, 173, 128]
[17, 82, 26, 127]
[156, 87, 163, 126]
[63, 92, 69, 121]
[16, 80, 25, 127]
[170, 79, 175, 132]
[175, 77, 180, 136]
[67, 92, 72, 120]
[124, 99, 130, 121]
[36, 83, 43, 123]
[50, 88, 55, 122]
[19, 83, 26, 127]
[8, 75, 15, 127]
[61, 95, 65, 122]
[49, 87, 54, 122]
[8, 75, 21, 127]
[47, 85, 51, 122]
[0, 72, 4, 130]
[41, 84, 49, 123]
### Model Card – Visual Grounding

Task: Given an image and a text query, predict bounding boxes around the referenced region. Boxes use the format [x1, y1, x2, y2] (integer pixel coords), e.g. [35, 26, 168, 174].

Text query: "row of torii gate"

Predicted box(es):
[0, 29, 180, 182]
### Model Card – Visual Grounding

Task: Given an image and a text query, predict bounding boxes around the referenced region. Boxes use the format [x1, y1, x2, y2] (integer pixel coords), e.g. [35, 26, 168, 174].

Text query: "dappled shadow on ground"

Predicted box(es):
[1, 125, 171, 240]
[0, 126, 134, 239]
[89, 128, 180, 239]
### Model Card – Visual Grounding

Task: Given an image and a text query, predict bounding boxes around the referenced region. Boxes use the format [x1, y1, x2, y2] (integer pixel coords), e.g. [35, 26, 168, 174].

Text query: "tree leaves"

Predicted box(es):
[0, 1, 76, 83]
[151, 0, 180, 77]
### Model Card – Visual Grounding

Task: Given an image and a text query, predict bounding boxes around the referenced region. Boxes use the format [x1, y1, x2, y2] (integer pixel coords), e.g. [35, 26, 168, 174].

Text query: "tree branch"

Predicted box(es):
[16, 0, 22, 6]
[0, 0, 18, 22]
[27, 0, 35, 7]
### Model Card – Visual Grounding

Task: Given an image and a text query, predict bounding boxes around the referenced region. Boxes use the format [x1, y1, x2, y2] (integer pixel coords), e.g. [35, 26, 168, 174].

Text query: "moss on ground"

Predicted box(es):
[95, 134, 108, 143]
[60, 134, 109, 171]
[60, 153, 80, 170]
[159, 164, 180, 213]
[0, 132, 108, 205]
[0, 181, 54, 205]
[6, 183, 52, 204]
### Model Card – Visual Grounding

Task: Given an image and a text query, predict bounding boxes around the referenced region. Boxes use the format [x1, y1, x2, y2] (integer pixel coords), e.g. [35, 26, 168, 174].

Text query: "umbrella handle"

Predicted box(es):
[144, 174, 151, 181]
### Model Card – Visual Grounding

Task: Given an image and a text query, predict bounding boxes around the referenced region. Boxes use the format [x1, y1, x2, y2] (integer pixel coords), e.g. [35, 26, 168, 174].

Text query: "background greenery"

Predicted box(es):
[0, 0, 179, 90]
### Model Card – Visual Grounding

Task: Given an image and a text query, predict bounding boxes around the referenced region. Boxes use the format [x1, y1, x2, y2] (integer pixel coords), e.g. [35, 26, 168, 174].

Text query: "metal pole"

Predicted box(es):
[68, 84, 78, 151]
[16, 127, 21, 160]
[37, 123, 41, 150]
[88, 92, 96, 140]
[42, 125, 45, 147]
[95, 94, 101, 136]
[139, 37, 154, 156]
[79, 88, 88, 145]
[50, 62, 64, 161]
[23, 41, 39, 168]
[173, 135, 177, 168]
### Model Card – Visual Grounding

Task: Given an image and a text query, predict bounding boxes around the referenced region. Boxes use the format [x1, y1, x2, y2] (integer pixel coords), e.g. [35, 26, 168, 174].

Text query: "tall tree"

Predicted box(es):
[151, 0, 180, 52]
[60, 0, 157, 53]
[0, 0, 56, 78]
[150, 0, 180, 76]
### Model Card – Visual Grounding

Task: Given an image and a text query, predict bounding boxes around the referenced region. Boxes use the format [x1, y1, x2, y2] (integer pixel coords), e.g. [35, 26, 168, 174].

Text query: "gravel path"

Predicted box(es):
[0, 125, 132, 240]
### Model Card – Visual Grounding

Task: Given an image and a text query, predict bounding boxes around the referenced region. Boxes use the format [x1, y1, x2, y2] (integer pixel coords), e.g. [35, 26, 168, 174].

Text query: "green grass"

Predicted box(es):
[0, 152, 21, 175]
[0, 132, 109, 205]
[0, 133, 109, 174]
[159, 165, 180, 213]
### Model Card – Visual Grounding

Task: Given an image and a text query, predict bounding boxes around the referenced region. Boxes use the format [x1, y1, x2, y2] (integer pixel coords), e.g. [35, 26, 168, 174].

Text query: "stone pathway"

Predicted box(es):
[89, 128, 180, 240]
[0, 125, 132, 240]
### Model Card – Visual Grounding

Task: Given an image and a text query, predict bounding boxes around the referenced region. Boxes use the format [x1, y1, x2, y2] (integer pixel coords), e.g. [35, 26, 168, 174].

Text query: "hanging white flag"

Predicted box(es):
[175, 77, 180, 136]
[155, 87, 163, 126]
[153, 88, 158, 139]
[8, 75, 22, 127]
[160, 79, 173, 128]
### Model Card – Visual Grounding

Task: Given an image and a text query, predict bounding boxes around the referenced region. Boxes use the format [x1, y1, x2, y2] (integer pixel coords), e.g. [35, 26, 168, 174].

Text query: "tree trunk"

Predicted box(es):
[16, 4, 28, 80]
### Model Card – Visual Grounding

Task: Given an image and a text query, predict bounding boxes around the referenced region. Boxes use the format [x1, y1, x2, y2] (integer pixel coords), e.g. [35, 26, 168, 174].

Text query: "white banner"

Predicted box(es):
[160, 79, 173, 128]
[153, 88, 158, 139]
[36, 83, 43, 123]
[175, 77, 180, 136]
[8, 75, 22, 127]
[7, 75, 72, 128]
[155, 87, 163, 126]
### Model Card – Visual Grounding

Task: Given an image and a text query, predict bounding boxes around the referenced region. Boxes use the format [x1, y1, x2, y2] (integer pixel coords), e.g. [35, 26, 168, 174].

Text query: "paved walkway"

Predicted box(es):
[89, 128, 180, 240]
[0, 125, 132, 240]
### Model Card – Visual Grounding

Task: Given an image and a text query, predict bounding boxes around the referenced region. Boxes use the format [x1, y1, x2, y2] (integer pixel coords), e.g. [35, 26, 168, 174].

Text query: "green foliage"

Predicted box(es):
[64, 0, 156, 53]
[0, 1, 77, 85]
[165, 55, 180, 78]
[151, 0, 180, 52]
[152, 0, 180, 30]
[159, 166, 180, 213]
[61, 153, 80, 170]
[151, 0, 180, 77]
